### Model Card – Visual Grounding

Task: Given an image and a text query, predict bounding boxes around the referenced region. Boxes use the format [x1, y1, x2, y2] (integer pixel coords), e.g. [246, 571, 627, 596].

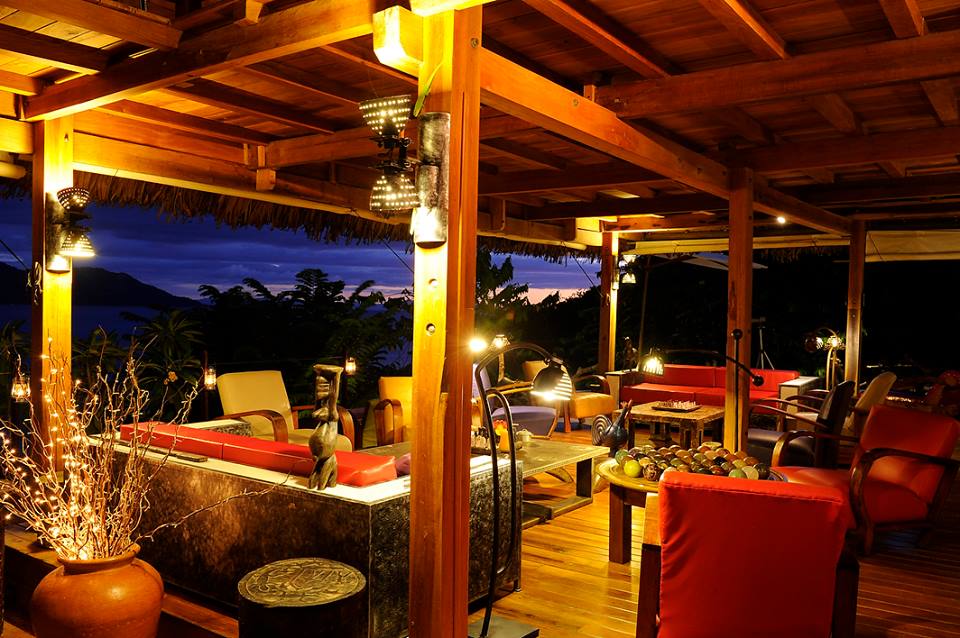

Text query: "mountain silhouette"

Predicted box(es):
[0, 262, 197, 307]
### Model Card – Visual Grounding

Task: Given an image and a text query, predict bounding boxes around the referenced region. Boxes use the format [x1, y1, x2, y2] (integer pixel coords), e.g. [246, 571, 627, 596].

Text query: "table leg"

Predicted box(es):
[609, 484, 632, 563]
[576, 458, 593, 499]
[679, 424, 692, 449]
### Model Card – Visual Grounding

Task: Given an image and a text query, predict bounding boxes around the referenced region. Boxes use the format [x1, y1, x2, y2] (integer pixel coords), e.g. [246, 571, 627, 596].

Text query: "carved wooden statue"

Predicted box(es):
[308, 364, 343, 490]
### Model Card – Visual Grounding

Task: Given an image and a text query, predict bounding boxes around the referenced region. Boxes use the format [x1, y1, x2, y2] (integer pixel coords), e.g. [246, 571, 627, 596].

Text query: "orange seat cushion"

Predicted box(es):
[569, 391, 616, 418]
[777, 467, 929, 527]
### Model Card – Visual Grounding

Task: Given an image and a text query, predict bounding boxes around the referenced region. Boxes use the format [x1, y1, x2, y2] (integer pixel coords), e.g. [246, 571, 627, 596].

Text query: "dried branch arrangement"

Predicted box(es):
[1, 341, 278, 561]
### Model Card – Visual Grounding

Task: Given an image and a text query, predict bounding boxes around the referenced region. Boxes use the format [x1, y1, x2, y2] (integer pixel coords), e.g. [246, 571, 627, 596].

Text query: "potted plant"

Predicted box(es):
[0, 349, 267, 638]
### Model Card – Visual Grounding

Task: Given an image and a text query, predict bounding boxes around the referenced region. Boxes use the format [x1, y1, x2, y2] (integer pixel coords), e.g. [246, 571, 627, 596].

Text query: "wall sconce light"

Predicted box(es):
[344, 357, 357, 376]
[203, 365, 217, 390]
[359, 95, 420, 215]
[412, 112, 449, 248]
[46, 187, 95, 272]
[620, 272, 637, 285]
[11, 373, 30, 402]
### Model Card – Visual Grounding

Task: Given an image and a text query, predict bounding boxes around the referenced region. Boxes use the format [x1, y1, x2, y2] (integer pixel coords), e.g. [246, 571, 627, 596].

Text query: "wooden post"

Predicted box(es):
[598, 231, 618, 372]
[408, 7, 481, 638]
[30, 117, 74, 464]
[724, 167, 753, 452]
[844, 220, 866, 386]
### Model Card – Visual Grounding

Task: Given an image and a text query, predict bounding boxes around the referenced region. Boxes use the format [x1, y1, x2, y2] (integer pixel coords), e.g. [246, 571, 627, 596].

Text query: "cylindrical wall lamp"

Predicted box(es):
[412, 112, 450, 248]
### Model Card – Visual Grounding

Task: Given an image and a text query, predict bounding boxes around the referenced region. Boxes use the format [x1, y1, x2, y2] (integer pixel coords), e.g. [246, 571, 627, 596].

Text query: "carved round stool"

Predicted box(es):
[237, 557, 366, 638]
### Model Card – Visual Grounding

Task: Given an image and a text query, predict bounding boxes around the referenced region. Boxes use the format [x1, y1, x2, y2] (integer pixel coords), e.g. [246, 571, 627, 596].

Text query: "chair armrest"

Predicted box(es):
[771, 429, 859, 466]
[337, 406, 355, 449]
[374, 398, 403, 445]
[290, 403, 315, 429]
[752, 405, 823, 437]
[218, 410, 288, 443]
[574, 374, 611, 394]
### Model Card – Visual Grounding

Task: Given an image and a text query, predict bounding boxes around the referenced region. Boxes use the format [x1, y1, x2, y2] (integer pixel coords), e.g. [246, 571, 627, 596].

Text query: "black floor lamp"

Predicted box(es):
[469, 339, 572, 638]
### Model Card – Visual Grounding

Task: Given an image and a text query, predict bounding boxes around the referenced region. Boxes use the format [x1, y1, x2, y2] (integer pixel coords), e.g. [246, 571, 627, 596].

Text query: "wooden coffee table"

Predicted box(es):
[616, 402, 725, 449]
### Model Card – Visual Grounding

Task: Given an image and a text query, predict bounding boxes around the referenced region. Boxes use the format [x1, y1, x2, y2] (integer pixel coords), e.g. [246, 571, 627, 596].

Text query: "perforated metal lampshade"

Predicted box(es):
[359, 95, 412, 139]
[640, 351, 664, 376]
[531, 360, 573, 401]
[58, 225, 95, 258]
[56, 186, 91, 211]
[370, 173, 419, 213]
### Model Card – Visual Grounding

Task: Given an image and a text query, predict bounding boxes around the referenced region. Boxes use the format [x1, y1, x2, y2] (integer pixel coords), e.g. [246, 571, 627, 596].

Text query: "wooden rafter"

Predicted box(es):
[878, 0, 927, 37]
[322, 44, 419, 87]
[264, 127, 384, 168]
[0, 69, 44, 96]
[920, 79, 959, 126]
[524, 194, 726, 220]
[753, 180, 852, 233]
[99, 100, 275, 145]
[804, 93, 864, 135]
[2, 0, 181, 50]
[601, 213, 724, 232]
[0, 24, 111, 74]
[479, 163, 663, 195]
[240, 63, 369, 108]
[695, 0, 788, 60]
[741, 126, 960, 171]
[164, 79, 347, 133]
[789, 174, 960, 204]
[481, 138, 568, 170]
[597, 29, 960, 118]
[23, 0, 379, 120]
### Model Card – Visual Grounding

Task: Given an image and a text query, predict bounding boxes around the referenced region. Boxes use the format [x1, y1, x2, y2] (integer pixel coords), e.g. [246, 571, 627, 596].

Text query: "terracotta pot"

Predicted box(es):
[30, 544, 164, 638]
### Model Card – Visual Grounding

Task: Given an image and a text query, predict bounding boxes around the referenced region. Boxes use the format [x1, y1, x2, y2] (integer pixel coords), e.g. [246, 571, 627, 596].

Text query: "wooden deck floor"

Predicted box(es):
[5, 429, 959, 637]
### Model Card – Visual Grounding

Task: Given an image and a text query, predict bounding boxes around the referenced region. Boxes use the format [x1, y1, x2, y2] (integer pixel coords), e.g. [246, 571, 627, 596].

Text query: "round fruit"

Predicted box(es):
[643, 463, 662, 481]
[622, 459, 641, 478]
[615, 450, 630, 466]
[728, 468, 747, 479]
[755, 463, 770, 480]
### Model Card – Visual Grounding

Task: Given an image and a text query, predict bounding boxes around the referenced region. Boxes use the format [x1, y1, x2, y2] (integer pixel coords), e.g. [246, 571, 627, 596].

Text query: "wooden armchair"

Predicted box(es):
[637, 473, 858, 638]
[216, 370, 353, 450]
[374, 376, 412, 446]
[774, 404, 960, 554]
[521, 360, 615, 433]
[795, 372, 897, 436]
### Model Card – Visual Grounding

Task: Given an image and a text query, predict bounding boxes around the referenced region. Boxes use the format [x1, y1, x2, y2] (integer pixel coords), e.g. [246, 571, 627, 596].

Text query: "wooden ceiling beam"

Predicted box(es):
[479, 48, 729, 196]
[0, 24, 111, 74]
[322, 44, 419, 87]
[0, 69, 43, 96]
[265, 127, 386, 168]
[597, 29, 960, 118]
[601, 213, 727, 233]
[877, 160, 907, 178]
[165, 79, 347, 133]
[845, 202, 960, 220]
[99, 100, 274, 145]
[741, 126, 960, 171]
[521, 0, 677, 78]
[240, 62, 369, 108]
[878, 0, 927, 37]
[788, 173, 960, 204]
[23, 0, 378, 120]
[479, 164, 663, 195]
[920, 79, 959, 126]
[753, 179, 852, 233]
[804, 93, 864, 135]
[524, 194, 726, 220]
[695, 0, 788, 60]
[1, 0, 181, 50]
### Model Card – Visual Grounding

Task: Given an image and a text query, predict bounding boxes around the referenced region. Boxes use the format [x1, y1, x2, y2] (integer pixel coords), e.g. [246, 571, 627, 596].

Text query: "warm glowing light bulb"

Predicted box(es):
[491, 335, 510, 350]
[469, 337, 488, 353]
[776, 216, 787, 224]
[344, 357, 357, 376]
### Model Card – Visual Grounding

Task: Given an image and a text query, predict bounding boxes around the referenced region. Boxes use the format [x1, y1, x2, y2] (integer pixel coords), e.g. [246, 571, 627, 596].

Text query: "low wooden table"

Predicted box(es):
[597, 458, 661, 563]
[617, 402, 725, 448]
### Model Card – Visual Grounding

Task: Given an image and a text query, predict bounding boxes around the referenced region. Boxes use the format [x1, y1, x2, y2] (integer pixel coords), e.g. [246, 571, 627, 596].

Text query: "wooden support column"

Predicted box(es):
[598, 231, 618, 373]
[724, 167, 753, 452]
[30, 117, 74, 461]
[845, 221, 866, 386]
[409, 7, 481, 638]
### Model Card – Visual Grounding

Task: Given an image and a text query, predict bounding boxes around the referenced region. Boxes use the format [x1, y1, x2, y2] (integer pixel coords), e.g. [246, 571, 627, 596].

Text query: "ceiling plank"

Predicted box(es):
[524, 194, 726, 220]
[0, 69, 43, 96]
[521, 0, 677, 77]
[695, 0, 787, 60]
[596, 29, 960, 118]
[2, 0, 181, 50]
[479, 48, 728, 196]
[920, 79, 959, 126]
[0, 23, 110, 73]
[241, 62, 369, 108]
[321, 44, 419, 87]
[479, 163, 663, 195]
[99, 99, 275, 145]
[23, 0, 379, 120]
[878, 0, 927, 38]
[741, 126, 960, 171]
[480, 138, 568, 170]
[0, 117, 32, 154]
[788, 173, 960, 204]
[165, 79, 346, 133]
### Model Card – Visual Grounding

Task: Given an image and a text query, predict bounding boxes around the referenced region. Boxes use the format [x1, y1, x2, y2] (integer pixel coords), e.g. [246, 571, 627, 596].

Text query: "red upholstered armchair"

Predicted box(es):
[637, 472, 858, 638]
[774, 404, 960, 554]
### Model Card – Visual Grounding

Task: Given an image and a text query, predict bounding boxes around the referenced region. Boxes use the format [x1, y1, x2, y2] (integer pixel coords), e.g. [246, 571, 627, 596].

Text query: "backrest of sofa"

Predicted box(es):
[855, 404, 960, 502]
[646, 364, 717, 387]
[749, 368, 800, 392]
[658, 472, 846, 638]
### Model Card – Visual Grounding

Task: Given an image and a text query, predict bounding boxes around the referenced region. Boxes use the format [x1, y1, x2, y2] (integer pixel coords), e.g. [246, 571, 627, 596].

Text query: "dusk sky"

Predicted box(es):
[0, 196, 597, 302]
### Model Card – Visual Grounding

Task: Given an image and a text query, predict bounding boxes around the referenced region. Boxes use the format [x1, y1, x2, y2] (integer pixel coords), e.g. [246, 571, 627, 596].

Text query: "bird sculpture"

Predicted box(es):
[309, 364, 343, 490]
[592, 400, 633, 456]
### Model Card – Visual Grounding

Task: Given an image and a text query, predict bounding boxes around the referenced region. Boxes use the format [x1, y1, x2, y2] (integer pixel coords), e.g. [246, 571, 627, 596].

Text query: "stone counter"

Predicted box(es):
[127, 450, 521, 638]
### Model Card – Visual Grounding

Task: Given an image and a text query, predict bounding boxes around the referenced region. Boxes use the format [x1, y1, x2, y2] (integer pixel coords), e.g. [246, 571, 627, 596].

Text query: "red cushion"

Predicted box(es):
[337, 452, 398, 486]
[222, 438, 315, 476]
[622, 384, 697, 405]
[692, 388, 725, 406]
[777, 466, 929, 526]
[853, 405, 960, 503]
[658, 473, 846, 638]
[120, 422, 226, 459]
[646, 364, 717, 387]
[751, 368, 800, 392]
